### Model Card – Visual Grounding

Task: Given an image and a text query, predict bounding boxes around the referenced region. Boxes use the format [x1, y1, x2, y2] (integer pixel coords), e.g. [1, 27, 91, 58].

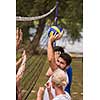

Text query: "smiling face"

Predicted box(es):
[56, 57, 67, 70]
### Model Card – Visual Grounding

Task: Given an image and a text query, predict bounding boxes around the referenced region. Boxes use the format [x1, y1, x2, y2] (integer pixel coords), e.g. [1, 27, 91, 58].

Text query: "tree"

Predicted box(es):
[16, 0, 83, 53]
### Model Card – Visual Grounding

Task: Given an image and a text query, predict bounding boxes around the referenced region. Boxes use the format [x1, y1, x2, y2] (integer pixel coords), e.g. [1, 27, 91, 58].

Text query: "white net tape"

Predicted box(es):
[16, 5, 56, 21]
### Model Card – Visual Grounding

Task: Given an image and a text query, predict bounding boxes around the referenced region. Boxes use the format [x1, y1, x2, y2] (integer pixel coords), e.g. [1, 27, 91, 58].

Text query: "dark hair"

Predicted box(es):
[60, 52, 72, 65]
[54, 46, 64, 53]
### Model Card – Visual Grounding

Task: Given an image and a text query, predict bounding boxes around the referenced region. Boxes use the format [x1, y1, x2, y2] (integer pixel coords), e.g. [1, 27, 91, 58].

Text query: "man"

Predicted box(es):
[37, 68, 71, 100]
[43, 33, 72, 100]
[46, 46, 64, 77]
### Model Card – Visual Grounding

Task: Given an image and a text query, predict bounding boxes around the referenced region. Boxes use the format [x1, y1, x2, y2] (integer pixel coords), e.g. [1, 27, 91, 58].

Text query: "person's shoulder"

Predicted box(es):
[53, 94, 71, 100]
[69, 65, 72, 70]
[66, 65, 72, 71]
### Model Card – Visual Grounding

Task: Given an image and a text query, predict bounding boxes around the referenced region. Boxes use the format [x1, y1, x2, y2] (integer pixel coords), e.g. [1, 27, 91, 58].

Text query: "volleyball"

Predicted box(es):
[48, 26, 63, 37]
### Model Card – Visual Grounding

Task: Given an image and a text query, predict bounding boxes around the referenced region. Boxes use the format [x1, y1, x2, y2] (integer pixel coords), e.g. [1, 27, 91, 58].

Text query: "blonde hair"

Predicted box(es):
[51, 68, 68, 87]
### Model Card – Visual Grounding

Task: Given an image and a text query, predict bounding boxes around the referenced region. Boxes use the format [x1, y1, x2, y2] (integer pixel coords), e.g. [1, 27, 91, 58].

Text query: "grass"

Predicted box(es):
[19, 55, 83, 100]
[71, 58, 83, 100]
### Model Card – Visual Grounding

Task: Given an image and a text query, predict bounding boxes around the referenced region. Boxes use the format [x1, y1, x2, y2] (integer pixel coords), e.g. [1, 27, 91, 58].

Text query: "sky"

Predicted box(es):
[39, 26, 83, 53]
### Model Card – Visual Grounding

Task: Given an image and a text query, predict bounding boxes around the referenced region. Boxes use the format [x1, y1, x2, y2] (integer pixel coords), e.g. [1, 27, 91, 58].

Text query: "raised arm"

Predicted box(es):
[47, 36, 57, 71]
[48, 32, 63, 71]
[36, 87, 44, 100]
[16, 50, 26, 82]
[16, 28, 23, 50]
[46, 82, 54, 100]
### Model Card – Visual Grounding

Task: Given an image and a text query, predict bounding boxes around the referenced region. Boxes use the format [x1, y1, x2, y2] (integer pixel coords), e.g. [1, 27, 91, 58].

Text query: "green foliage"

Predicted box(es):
[16, 0, 83, 41]
[58, 0, 83, 41]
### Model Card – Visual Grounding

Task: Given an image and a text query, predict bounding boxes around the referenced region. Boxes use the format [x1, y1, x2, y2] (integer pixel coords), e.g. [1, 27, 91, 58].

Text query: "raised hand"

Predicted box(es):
[37, 87, 44, 100]
[16, 28, 23, 50]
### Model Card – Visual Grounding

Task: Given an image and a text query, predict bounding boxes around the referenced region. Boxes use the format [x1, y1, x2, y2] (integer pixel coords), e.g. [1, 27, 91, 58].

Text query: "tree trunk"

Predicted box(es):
[30, 18, 46, 54]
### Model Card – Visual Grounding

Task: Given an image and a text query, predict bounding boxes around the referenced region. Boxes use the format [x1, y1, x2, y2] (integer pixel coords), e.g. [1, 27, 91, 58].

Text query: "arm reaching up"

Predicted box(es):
[16, 50, 26, 82]
[37, 87, 44, 100]
[16, 28, 23, 50]
[48, 33, 63, 71]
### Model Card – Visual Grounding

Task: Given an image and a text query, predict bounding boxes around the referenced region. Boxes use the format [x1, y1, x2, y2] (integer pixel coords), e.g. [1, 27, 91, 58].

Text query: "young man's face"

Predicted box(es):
[56, 57, 67, 70]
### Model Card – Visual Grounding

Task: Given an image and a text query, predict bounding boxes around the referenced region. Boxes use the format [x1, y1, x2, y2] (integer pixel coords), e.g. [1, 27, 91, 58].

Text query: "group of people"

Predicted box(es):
[16, 27, 72, 100]
[36, 31, 72, 100]
[16, 28, 27, 100]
